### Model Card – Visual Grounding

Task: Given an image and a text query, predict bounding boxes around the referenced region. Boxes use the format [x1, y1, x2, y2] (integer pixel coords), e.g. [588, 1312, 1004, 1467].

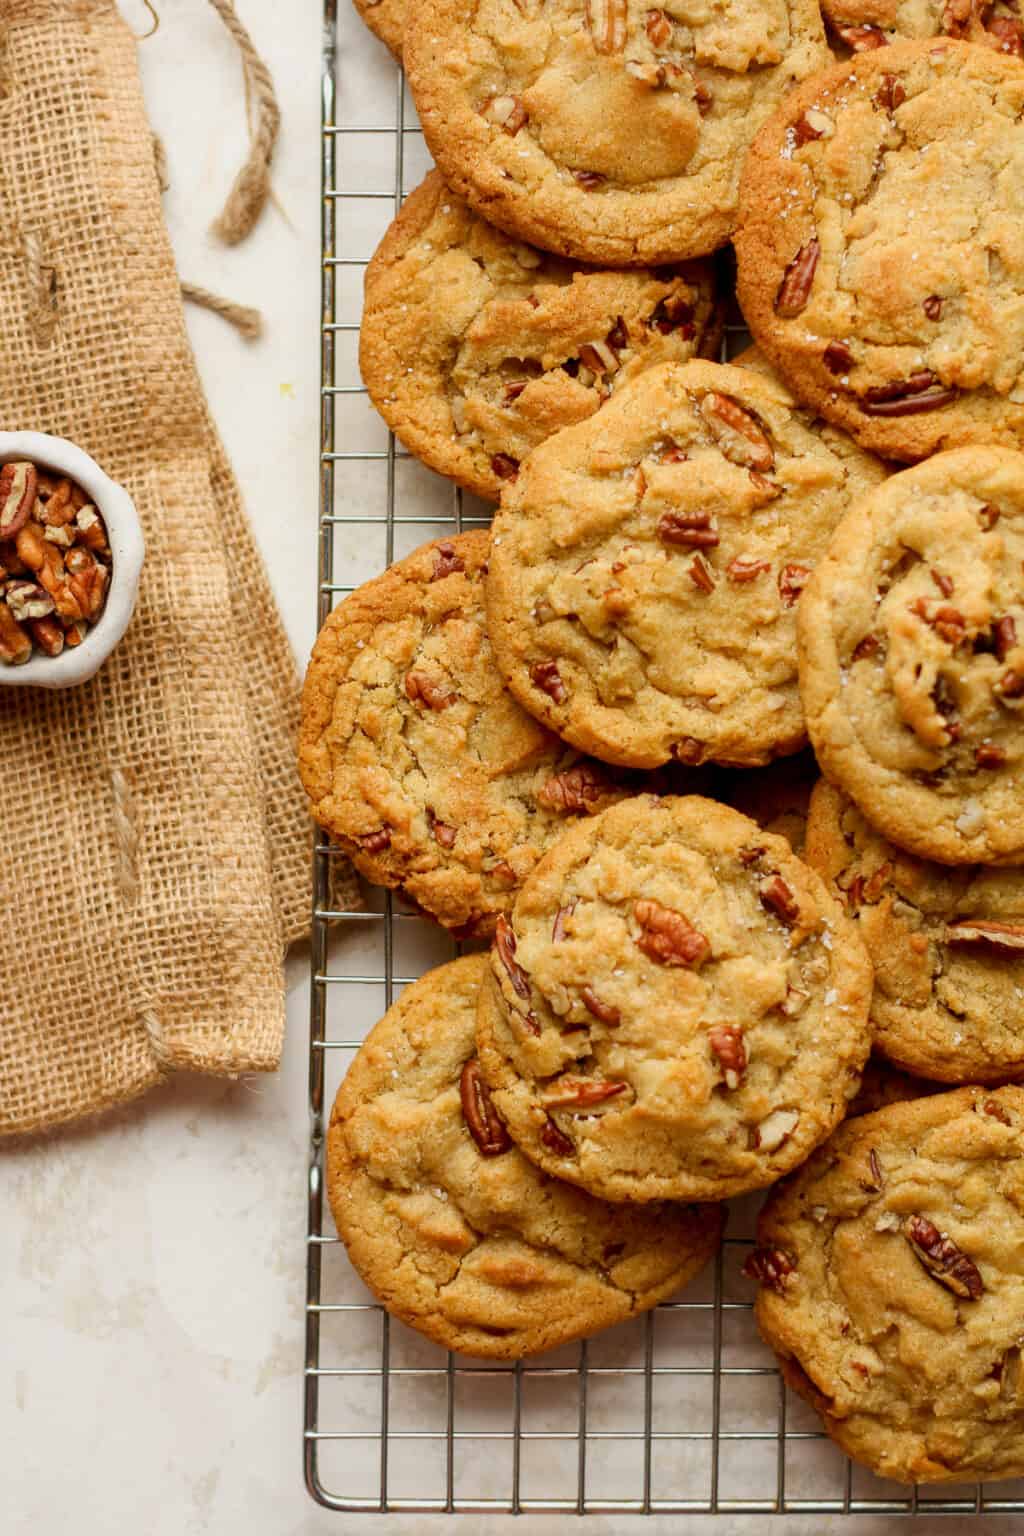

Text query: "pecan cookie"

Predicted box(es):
[799, 448, 1024, 866]
[736, 41, 1024, 462]
[475, 794, 872, 1202]
[716, 750, 819, 853]
[402, 0, 830, 267]
[806, 780, 1024, 1083]
[298, 532, 624, 934]
[353, 0, 405, 57]
[820, 0, 1023, 57]
[361, 172, 719, 503]
[747, 1087, 1024, 1485]
[328, 955, 723, 1358]
[486, 359, 885, 769]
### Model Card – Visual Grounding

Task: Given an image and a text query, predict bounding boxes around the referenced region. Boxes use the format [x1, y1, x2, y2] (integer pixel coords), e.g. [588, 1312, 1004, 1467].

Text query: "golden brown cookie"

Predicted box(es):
[486, 359, 885, 769]
[806, 780, 1024, 1083]
[746, 1087, 1024, 1484]
[360, 172, 719, 502]
[476, 794, 873, 1202]
[799, 448, 1024, 866]
[403, 0, 830, 266]
[735, 41, 1024, 462]
[298, 533, 624, 934]
[820, 0, 1023, 57]
[328, 955, 724, 1358]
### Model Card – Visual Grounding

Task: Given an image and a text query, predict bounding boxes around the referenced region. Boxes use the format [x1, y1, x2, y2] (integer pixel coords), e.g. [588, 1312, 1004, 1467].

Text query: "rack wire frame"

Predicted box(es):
[304, 0, 1018, 1516]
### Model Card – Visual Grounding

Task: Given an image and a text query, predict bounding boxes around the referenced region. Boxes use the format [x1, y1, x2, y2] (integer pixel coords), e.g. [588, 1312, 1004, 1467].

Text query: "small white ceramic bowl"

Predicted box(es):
[0, 431, 144, 689]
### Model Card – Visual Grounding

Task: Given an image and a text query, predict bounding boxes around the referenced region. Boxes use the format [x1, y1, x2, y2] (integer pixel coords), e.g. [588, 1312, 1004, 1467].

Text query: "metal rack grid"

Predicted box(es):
[305, 0, 1020, 1515]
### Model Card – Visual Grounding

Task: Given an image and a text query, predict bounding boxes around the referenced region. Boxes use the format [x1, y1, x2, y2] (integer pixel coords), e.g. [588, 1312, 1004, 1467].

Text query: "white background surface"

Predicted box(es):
[1, 3, 1013, 1533]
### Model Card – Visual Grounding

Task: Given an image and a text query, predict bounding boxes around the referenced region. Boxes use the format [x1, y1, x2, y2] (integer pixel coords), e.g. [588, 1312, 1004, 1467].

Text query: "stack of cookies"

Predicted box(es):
[300, 7, 1024, 1489]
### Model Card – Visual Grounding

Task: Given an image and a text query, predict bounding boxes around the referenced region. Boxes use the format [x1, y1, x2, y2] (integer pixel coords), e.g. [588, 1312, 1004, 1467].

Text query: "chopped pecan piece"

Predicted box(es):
[645, 6, 673, 45]
[494, 913, 532, 1001]
[580, 986, 621, 1026]
[976, 743, 1007, 769]
[727, 555, 771, 584]
[995, 615, 1017, 661]
[428, 809, 457, 848]
[853, 634, 880, 661]
[779, 985, 808, 1017]
[0, 600, 31, 666]
[540, 1116, 575, 1156]
[633, 899, 710, 967]
[988, 14, 1024, 53]
[749, 471, 782, 501]
[0, 461, 37, 538]
[708, 1024, 747, 1088]
[431, 541, 465, 581]
[542, 1076, 628, 1109]
[491, 452, 520, 481]
[862, 862, 892, 903]
[672, 737, 704, 765]
[931, 568, 954, 597]
[941, 0, 971, 34]
[460, 1059, 511, 1156]
[688, 553, 716, 593]
[355, 827, 391, 854]
[983, 1098, 1013, 1125]
[874, 72, 906, 110]
[775, 238, 820, 318]
[904, 1215, 983, 1299]
[484, 94, 528, 134]
[699, 393, 774, 471]
[754, 1107, 799, 1151]
[530, 659, 567, 704]
[836, 22, 888, 48]
[405, 671, 457, 710]
[778, 564, 811, 607]
[657, 509, 719, 548]
[824, 340, 854, 374]
[923, 294, 943, 321]
[743, 1246, 797, 1290]
[65, 547, 107, 620]
[794, 108, 834, 144]
[908, 597, 965, 646]
[587, 0, 627, 50]
[738, 845, 766, 866]
[29, 615, 64, 657]
[574, 170, 606, 190]
[862, 1148, 883, 1191]
[759, 875, 800, 925]
[579, 338, 621, 375]
[552, 900, 577, 942]
[996, 667, 1024, 699]
[945, 919, 1024, 951]
[860, 372, 958, 416]
[537, 763, 607, 813]
[979, 503, 1001, 529]
[5, 580, 55, 622]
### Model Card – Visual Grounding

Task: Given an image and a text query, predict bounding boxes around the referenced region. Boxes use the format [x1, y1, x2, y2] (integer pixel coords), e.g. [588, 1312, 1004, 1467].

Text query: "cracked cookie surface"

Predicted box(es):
[327, 955, 723, 1358]
[298, 532, 624, 934]
[360, 172, 719, 502]
[475, 794, 872, 1202]
[806, 780, 1024, 1083]
[403, 0, 829, 266]
[748, 1086, 1024, 1484]
[736, 41, 1024, 461]
[486, 359, 886, 769]
[799, 448, 1024, 865]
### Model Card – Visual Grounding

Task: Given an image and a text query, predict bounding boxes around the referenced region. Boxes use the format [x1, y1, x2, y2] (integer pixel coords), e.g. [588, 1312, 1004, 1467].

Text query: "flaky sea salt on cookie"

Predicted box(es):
[799, 447, 1024, 866]
[486, 358, 885, 769]
[747, 1086, 1024, 1484]
[476, 794, 872, 1203]
[736, 41, 1024, 462]
[403, 0, 830, 266]
[328, 955, 723, 1358]
[360, 171, 719, 502]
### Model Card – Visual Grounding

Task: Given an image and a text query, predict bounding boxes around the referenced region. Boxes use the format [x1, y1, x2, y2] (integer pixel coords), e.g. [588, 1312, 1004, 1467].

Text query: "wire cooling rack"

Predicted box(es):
[305, 0, 1022, 1515]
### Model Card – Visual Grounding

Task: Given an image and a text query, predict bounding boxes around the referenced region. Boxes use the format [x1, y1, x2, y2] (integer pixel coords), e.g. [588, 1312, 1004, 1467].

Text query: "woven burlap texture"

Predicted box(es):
[0, 0, 316, 1137]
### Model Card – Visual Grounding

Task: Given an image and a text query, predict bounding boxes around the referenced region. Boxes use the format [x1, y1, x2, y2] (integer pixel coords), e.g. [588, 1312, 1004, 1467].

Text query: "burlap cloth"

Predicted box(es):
[0, 0, 344, 1137]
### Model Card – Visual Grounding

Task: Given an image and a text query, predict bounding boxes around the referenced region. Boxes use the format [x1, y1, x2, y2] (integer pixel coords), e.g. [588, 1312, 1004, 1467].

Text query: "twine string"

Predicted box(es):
[180, 282, 263, 341]
[207, 0, 281, 246]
